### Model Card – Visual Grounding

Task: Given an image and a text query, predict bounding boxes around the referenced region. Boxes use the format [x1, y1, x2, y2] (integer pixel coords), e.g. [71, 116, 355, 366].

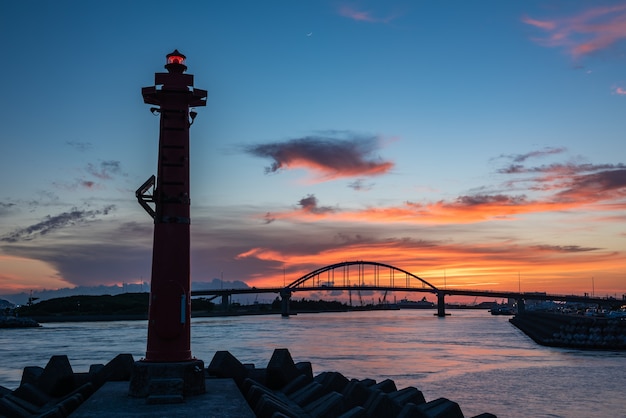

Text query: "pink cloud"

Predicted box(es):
[613, 86, 626, 95]
[337, 5, 399, 24]
[522, 4, 626, 58]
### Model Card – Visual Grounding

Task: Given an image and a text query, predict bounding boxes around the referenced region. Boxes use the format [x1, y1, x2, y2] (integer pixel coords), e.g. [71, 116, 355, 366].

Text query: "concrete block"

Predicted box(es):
[241, 377, 258, 398]
[36, 406, 65, 418]
[88, 364, 104, 375]
[20, 366, 43, 387]
[289, 381, 325, 407]
[281, 374, 313, 396]
[295, 361, 314, 380]
[397, 402, 429, 418]
[359, 378, 376, 387]
[36, 355, 75, 397]
[247, 383, 283, 410]
[65, 381, 95, 401]
[3, 394, 39, 414]
[389, 386, 426, 407]
[267, 348, 302, 390]
[55, 393, 85, 416]
[207, 350, 249, 386]
[303, 391, 345, 417]
[342, 380, 371, 409]
[363, 391, 402, 418]
[255, 393, 305, 418]
[95, 353, 134, 383]
[72, 372, 92, 388]
[417, 397, 464, 418]
[371, 378, 397, 393]
[315, 371, 349, 393]
[0, 396, 32, 418]
[128, 360, 205, 398]
[338, 406, 367, 418]
[248, 367, 268, 386]
[0, 385, 12, 397]
[12, 383, 51, 407]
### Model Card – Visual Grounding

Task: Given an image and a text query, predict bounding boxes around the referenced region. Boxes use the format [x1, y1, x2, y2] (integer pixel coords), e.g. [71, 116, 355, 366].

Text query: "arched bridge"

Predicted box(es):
[287, 261, 438, 291]
[191, 260, 620, 317]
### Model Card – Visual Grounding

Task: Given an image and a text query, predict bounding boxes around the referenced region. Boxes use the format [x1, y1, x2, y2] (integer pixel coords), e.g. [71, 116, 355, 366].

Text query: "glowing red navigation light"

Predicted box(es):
[167, 54, 185, 65]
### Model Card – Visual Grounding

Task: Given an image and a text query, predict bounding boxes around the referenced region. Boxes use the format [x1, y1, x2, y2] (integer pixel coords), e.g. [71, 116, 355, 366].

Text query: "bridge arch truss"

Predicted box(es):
[286, 261, 438, 291]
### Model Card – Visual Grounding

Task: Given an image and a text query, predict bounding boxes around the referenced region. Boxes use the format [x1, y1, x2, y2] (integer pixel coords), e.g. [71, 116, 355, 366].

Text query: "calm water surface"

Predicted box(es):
[1, 310, 624, 417]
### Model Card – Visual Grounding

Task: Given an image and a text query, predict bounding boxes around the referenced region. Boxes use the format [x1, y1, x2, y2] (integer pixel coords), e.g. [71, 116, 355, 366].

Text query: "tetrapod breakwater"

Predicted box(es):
[0, 349, 498, 417]
[509, 311, 626, 349]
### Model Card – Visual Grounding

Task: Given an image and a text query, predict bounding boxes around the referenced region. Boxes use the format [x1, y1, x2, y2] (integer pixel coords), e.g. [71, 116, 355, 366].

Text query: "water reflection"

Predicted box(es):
[1, 310, 624, 417]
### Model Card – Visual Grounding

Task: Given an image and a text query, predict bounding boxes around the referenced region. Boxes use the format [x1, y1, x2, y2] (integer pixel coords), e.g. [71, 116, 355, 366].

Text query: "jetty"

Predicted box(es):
[510, 311, 626, 349]
[0, 349, 497, 417]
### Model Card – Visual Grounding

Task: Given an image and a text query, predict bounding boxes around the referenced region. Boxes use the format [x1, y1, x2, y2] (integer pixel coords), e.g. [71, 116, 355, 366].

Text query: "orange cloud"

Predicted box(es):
[244, 151, 625, 297]
[245, 133, 394, 182]
[237, 238, 624, 297]
[0, 255, 69, 294]
[522, 4, 626, 58]
[264, 184, 625, 226]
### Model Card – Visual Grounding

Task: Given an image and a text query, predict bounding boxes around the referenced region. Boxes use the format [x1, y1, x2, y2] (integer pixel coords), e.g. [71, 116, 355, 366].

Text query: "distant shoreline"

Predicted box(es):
[26, 306, 413, 323]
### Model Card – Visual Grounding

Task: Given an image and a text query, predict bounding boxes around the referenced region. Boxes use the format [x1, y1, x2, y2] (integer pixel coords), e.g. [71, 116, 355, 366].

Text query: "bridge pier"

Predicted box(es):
[280, 290, 291, 317]
[516, 297, 525, 314]
[436, 292, 447, 317]
[221, 294, 229, 311]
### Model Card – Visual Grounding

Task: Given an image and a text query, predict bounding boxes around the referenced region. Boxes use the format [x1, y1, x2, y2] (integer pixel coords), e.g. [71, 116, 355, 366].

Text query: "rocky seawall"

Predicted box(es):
[0, 350, 498, 417]
[510, 311, 626, 349]
[0, 316, 40, 329]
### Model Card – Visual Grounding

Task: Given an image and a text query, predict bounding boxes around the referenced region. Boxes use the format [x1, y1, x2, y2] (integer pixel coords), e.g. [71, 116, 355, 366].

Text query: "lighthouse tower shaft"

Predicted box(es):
[138, 50, 207, 362]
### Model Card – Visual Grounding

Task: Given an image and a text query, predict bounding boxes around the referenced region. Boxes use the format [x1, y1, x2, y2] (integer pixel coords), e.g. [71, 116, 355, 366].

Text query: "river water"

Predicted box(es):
[1, 310, 624, 417]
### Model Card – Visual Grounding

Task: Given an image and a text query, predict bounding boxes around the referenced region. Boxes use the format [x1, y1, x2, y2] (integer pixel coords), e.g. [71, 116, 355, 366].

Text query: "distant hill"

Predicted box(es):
[0, 299, 15, 310]
[15, 293, 215, 318]
[0, 278, 250, 305]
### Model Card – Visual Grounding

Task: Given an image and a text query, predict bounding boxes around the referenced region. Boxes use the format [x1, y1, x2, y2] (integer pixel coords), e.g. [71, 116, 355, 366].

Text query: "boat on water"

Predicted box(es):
[490, 305, 515, 315]
[398, 297, 435, 309]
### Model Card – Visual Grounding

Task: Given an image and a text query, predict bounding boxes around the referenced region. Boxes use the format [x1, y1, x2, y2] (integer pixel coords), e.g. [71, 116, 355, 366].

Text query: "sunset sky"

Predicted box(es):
[0, 1, 624, 300]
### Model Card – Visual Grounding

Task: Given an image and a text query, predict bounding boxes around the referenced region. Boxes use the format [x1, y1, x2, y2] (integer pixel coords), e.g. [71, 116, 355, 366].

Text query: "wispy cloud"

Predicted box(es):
[53, 160, 126, 191]
[348, 178, 374, 191]
[245, 132, 394, 182]
[86, 160, 124, 180]
[66, 141, 93, 152]
[337, 5, 400, 23]
[531, 244, 601, 253]
[0, 202, 16, 216]
[1, 205, 115, 243]
[499, 147, 567, 163]
[612, 86, 626, 95]
[522, 4, 626, 58]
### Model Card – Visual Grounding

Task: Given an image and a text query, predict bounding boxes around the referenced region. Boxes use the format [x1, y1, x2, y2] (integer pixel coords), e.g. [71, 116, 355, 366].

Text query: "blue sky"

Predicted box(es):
[0, 1, 625, 298]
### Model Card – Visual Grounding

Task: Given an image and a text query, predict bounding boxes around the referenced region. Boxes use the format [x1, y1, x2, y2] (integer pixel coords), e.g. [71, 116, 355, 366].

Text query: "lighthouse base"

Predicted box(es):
[128, 359, 205, 400]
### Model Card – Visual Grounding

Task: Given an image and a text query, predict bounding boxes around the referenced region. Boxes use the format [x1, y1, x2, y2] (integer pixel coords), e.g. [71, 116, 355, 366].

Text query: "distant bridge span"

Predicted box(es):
[191, 260, 622, 317]
[287, 260, 438, 291]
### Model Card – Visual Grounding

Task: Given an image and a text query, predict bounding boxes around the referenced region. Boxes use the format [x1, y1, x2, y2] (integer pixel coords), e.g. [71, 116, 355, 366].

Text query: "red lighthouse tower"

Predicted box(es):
[130, 50, 207, 398]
